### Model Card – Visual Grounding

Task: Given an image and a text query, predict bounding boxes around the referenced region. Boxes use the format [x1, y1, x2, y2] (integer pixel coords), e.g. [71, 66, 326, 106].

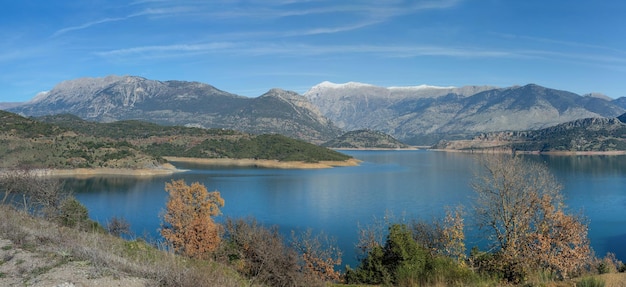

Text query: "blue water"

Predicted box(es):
[66, 150, 626, 267]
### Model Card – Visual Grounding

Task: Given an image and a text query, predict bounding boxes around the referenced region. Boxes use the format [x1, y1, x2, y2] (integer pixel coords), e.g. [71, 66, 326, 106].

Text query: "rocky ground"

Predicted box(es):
[0, 238, 152, 287]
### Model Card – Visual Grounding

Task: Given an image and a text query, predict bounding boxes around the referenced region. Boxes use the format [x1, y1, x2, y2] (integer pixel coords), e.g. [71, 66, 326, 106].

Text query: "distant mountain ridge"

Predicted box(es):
[433, 113, 626, 152]
[7, 76, 626, 146]
[9, 75, 341, 144]
[322, 129, 409, 149]
[303, 82, 625, 145]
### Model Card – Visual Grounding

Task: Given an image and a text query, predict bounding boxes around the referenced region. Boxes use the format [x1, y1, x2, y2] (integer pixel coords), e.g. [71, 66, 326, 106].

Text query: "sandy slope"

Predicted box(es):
[163, 157, 361, 169]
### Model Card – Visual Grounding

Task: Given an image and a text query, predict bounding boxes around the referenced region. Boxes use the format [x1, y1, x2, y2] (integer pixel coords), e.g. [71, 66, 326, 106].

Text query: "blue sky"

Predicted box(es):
[1, 0, 625, 102]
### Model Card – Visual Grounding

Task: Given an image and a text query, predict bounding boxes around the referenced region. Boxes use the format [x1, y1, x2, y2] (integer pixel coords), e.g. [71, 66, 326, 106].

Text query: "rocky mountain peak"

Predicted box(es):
[9, 75, 342, 144]
[583, 92, 612, 101]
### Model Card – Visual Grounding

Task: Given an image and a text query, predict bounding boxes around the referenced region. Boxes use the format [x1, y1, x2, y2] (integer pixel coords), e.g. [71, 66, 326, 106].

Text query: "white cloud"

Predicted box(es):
[51, 17, 128, 38]
[95, 41, 520, 59]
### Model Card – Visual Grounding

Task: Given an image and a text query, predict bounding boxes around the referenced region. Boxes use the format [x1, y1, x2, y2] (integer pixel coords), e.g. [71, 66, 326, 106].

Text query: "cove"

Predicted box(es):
[65, 150, 626, 267]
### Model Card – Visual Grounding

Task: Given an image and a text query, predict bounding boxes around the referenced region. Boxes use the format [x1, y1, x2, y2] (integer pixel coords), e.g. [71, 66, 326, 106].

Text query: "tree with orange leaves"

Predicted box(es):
[160, 179, 225, 259]
[472, 156, 590, 281]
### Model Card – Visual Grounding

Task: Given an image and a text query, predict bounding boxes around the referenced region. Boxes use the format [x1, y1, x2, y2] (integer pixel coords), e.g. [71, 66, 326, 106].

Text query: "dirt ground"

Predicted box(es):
[598, 272, 626, 287]
[0, 238, 153, 287]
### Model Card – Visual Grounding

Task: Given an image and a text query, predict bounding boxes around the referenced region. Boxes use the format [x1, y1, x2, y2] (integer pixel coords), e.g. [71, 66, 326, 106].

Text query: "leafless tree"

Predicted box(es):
[472, 155, 591, 280]
[0, 168, 67, 217]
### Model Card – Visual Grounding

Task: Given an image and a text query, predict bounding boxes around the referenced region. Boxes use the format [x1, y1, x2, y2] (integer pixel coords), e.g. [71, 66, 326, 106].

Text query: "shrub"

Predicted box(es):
[58, 196, 89, 228]
[345, 223, 429, 286]
[291, 229, 342, 282]
[218, 217, 321, 287]
[597, 253, 619, 274]
[107, 216, 132, 237]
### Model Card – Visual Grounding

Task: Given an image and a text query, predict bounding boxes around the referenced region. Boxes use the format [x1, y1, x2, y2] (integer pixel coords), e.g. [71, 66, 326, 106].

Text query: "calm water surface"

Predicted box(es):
[66, 150, 626, 266]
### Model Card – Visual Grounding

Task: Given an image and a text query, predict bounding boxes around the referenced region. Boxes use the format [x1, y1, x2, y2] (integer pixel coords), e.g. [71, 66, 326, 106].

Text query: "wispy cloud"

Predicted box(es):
[95, 41, 520, 59]
[95, 42, 236, 57]
[50, 6, 189, 38]
[499, 33, 626, 55]
[51, 17, 128, 38]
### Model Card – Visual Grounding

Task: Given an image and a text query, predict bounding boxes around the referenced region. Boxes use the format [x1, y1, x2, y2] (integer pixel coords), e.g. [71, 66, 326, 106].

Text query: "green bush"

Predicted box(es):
[346, 222, 483, 287]
[345, 224, 429, 286]
[58, 197, 88, 227]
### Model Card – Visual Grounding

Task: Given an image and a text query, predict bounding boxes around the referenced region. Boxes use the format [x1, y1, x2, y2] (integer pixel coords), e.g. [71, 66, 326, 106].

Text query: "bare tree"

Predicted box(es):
[411, 206, 465, 263]
[30, 177, 66, 217]
[0, 168, 67, 217]
[0, 168, 32, 205]
[472, 155, 591, 280]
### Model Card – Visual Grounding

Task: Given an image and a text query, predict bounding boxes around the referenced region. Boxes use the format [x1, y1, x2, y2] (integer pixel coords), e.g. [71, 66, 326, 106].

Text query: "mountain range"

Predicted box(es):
[303, 82, 625, 145]
[433, 114, 626, 153]
[5, 75, 626, 145]
[8, 76, 341, 144]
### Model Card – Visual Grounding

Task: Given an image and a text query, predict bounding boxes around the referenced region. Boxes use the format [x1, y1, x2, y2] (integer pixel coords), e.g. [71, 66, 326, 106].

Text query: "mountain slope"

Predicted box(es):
[613, 97, 626, 109]
[322, 129, 410, 149]
[0, 110, 163, 169]
[35, 113, 351, 163]
[9, 76, 341, 144]
[0, 111, 351, 169]
[433, 113, 626, 152]
[304, 82, 625, 145]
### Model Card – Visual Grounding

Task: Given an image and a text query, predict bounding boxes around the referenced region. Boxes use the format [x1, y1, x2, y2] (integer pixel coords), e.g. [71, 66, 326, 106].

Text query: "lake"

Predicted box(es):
[66, 150, 626, 267]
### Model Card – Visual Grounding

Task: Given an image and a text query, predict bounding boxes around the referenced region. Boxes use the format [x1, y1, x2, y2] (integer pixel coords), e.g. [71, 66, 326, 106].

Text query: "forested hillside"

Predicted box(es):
[0, 111, 350, 170]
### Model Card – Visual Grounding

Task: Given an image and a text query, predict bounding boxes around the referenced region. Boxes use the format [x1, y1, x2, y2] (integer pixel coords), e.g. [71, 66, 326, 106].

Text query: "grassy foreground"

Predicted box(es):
[0, 205, 253, 287]
[2, 204, 626, 287]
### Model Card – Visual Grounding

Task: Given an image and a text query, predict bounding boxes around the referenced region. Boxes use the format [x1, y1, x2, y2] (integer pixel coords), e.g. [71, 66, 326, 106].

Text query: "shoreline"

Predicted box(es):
[331, 147, 421, 151]
[429, 148, 626, 156]
[14, 163, 183, 178]
[1, 158, 361, 178]
[163, 157, 361, 169]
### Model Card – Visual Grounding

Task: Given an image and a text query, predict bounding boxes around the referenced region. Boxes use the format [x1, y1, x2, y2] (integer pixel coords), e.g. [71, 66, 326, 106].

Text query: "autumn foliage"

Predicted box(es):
[161, 179, 225, 259]
[472, 156, 591, 281]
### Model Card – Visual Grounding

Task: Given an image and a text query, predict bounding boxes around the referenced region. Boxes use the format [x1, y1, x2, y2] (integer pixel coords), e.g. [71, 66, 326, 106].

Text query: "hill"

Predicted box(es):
[322, 129, 410, 149]
[38, 113, 351, 162]
[304, 82, 625, 145]
[0, 111, 162, 170]
[433, 113, 626, 153]
[8, 76, 342, 144]
[0, 111, 351, 170]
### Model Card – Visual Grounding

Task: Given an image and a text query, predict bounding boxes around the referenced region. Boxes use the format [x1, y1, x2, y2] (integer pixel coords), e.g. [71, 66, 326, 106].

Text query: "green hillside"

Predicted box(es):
[0, 111, 350, 170]
[0, 111, 159, 169]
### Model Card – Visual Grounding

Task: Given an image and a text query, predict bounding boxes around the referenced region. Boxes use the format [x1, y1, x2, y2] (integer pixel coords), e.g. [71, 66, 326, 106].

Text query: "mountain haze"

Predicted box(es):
[9, 76, 341, 144]
[304, 82, 625, 145]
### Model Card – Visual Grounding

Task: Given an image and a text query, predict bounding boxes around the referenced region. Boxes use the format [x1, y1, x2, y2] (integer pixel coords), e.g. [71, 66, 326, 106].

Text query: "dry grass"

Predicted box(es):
[0, 205, 253, 287]
[595, 273, 626, 287]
